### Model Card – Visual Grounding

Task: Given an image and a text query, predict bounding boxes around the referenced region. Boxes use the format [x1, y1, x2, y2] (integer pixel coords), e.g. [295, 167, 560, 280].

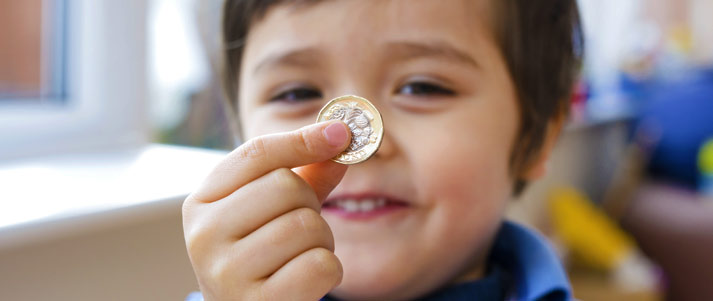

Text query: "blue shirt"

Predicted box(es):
[186, 221, 571, 301]
[489, 221, 571, 300]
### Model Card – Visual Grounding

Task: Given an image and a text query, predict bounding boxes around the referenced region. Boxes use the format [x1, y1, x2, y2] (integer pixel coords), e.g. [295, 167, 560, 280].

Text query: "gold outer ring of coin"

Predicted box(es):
[316, 95, 384, 165]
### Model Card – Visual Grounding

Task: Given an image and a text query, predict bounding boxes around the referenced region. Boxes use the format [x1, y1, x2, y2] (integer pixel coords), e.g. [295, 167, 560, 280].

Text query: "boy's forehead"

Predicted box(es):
[252, 0, 491, 38]
[243, 0, 494, 73]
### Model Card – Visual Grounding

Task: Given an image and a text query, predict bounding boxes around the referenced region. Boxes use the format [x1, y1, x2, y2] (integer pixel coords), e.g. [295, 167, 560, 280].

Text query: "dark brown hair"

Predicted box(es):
[221, 0, 583, 195]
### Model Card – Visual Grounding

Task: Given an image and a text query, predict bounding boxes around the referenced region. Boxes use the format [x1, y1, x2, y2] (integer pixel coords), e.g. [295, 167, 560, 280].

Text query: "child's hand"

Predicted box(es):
[182, 121, 351, 301]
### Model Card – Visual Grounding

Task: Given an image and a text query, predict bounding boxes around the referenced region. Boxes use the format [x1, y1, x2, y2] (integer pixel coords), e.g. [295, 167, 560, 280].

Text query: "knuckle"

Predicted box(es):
[271, 167, 298, 185]
[184, 232, 205, 257]
[271, 168, 314, 197]
[184, 218, 217, 256]
[181, 195, 199, 221]
[238, 136, 267, 161]
[298, 129, 317, 154]
[306, 247, 343, 280]
[181, 199, 193, 222]
[208, 260, 229, 281]
[205, 260, 241, 294]
[292, 207, 324, 234]
[269, 208, 324, 246]
[197, 255, 258, 300]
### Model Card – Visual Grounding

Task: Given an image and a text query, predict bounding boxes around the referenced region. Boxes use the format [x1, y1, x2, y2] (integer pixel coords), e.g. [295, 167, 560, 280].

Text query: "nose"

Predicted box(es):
[372, 128, 396, 160]
[359, 95, 396, 161]
[332, 90, 397, 161]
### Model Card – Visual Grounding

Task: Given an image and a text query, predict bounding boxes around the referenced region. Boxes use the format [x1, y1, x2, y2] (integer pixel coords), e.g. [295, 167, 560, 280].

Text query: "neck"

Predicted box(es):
[450, 230, 501, 285]
[452, 261, 486, 284]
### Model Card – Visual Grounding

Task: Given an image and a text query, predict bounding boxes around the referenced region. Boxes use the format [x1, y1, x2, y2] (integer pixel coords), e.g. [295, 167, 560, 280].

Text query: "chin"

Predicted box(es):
[331, 256, 400, 300]
[331, 280, 439, 301]
[328, 251, 445, 301]
[330, 280, 414, 301]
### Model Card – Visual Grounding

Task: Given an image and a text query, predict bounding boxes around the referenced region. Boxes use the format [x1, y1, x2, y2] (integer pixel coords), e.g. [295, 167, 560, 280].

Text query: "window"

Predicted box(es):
[0, 0, 67, 102]
[0, 1, 150, 160]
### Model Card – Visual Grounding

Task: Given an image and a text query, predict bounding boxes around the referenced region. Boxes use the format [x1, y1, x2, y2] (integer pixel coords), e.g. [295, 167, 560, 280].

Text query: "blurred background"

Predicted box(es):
[0, 0, 712, 300]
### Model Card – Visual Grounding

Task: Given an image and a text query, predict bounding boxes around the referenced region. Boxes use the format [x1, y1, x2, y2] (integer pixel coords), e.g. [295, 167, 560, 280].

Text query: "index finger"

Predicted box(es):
[190, 120, 351, 202]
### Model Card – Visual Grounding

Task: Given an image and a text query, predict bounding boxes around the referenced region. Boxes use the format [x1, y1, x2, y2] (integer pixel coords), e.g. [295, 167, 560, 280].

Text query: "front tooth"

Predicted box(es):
[359, 200, 376, 212]
[343, 199, 359, 213]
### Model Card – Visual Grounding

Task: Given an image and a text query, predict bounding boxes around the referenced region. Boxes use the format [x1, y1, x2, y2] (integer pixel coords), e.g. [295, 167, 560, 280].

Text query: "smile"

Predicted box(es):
[322, 194, 410, 219]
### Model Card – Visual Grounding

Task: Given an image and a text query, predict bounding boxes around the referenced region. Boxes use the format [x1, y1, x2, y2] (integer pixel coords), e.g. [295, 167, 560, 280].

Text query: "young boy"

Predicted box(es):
[183, 0, 582, 300]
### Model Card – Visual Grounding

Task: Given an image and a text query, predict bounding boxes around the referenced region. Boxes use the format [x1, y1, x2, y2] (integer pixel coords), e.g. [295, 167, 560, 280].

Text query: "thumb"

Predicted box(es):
[294, 160, 348, 203]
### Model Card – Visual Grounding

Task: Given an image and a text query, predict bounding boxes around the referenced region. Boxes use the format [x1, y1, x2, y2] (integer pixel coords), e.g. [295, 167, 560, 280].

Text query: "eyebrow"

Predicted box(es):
[384, 40, 481, 69]
[252, 47, 325, 75]
[252, 40, 480, 75]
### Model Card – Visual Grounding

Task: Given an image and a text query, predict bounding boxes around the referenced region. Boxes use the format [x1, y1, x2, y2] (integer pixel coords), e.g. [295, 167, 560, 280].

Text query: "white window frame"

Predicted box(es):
[0, 0, 150, 160]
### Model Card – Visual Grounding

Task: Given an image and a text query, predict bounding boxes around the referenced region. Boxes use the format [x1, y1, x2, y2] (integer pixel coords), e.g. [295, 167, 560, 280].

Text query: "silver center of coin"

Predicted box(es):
[324, 102, 374, 152]
[317, 95, 383, 165]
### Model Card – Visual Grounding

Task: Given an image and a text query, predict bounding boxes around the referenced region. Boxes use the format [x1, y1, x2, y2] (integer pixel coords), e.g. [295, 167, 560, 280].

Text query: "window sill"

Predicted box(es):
[0, 144, 227, 249]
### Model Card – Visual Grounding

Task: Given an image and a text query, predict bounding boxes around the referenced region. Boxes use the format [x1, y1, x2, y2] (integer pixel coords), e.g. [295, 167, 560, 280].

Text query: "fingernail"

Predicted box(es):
[323, 122, 348, 147]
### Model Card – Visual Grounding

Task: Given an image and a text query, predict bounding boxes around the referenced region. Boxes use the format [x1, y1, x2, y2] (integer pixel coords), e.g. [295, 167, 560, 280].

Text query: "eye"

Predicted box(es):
[269, 87, 322, 103]
[397, 82, 455, 96]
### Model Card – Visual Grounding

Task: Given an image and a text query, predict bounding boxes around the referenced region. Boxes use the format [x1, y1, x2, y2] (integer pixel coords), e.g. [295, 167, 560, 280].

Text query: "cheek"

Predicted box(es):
[405, 112, 516, 250]
[240, 107, 314, 139]
[404, 120, 514, 281]
[412, 121, 514, 211]
[418, 139, 511, 218]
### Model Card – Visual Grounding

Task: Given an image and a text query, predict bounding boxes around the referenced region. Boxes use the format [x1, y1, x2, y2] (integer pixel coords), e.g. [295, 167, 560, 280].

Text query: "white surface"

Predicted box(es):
[0, 144, 226, 248]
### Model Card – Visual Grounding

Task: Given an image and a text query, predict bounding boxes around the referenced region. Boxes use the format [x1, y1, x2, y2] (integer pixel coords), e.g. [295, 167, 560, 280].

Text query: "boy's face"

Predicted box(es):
[238, 0, 519, 299]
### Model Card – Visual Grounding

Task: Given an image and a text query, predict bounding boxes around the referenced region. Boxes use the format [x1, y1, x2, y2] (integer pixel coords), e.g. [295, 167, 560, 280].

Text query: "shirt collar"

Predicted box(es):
[490, 220, 572, 301]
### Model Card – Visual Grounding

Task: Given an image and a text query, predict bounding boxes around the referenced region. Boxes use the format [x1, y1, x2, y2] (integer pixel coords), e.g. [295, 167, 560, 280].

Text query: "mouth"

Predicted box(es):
[322, 194, 410, 220]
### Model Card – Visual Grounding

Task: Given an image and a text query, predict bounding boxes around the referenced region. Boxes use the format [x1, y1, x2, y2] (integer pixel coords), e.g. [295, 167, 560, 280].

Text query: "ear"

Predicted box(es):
[520, 115, 565, 181]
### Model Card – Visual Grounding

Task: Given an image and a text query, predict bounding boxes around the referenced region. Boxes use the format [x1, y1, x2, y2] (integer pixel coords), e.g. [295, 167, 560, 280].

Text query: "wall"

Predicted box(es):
[0, 202, 198, 301]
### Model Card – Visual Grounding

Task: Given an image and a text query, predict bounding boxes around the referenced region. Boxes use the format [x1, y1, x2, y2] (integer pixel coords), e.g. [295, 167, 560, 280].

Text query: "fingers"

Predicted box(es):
[192, 121, 351, 203]
[182, 121, 351, 300]
[189, 168, 320, 241]
[293, 160, 348, 202]
[261, 247, 343, 301]
[234, 207, 335, 280]
[183, 166, 341, 300]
